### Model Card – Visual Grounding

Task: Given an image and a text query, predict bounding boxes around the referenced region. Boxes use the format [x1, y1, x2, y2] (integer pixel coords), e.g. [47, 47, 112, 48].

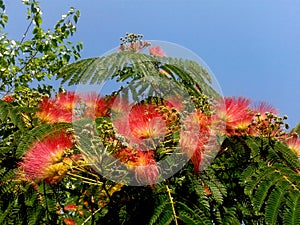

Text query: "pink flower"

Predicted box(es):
[129, 104, 167, 139]
[80, 92, 113, 118]
[55, 92, 79, 111]
[285, 136, 300, 159]
[249, 101, 280, 136]
[19, 131, 74, 183]
[163, 97, 184, 112]
[217, 97, 253, 135]
[113, 103, 167, 141]
[64, 204, 78, 212]
[149, 46, 165, 57]
[63, 218, 76, 225]
[3, 94, 14, 102]
[252, 101, 278, 118]
[135, 164, 160, 185]
[109, 95, 130, 116]
[115, 148, 159, 184]
[180, 110, 211, 173]
[36, 92, 79, 124]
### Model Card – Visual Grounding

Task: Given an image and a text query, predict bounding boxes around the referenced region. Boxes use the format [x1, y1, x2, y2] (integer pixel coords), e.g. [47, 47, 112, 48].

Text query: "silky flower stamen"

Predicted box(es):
[19, 131, 74, 183]
[36, 92, 79, 124]
[217, 97, 253, 135]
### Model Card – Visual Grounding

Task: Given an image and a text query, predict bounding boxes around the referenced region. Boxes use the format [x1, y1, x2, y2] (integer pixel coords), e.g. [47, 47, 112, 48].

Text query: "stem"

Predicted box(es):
[66, 172, 103, 186]
[43, 182, 51, 222]
[102, 180, 113, 202]
[166, 185, 178, 225]
[21, 19, 33, 43]
[72, 164, 102, 179]
[81, 207, 102, 225]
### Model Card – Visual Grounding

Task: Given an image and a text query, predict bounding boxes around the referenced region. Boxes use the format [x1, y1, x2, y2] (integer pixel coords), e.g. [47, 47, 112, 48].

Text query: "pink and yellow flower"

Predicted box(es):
[217, 97, 253, 135]
[36, 92, 79, 124]
[149, 46, 165, 57]
[19, 130, 74, 183]
[180, 110, 211, 173]
[285, 136, 300, 159]
[113, 103, 167, 141]
[115, 148, 159, 184]
[129, 104, 167, 139]
[55, 92, 79, 111]
[80, 92, 113, 118]
[249, 101, 279, 136]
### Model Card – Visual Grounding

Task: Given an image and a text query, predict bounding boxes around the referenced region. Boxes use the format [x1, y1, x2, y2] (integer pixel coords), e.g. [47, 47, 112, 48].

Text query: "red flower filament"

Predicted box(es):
[19, 131, 74, 183]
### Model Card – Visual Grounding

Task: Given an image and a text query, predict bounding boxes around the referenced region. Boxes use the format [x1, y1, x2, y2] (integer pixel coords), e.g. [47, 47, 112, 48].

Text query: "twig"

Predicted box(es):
[166, 185, 179, 225]
[81, 207, 102, 225]
[66, 172, 102, 186]
[21, 19, 33, 43]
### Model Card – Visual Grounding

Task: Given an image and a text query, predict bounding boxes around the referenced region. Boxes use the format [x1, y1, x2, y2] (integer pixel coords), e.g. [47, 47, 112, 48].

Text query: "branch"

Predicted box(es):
[166, 185, 179, 225]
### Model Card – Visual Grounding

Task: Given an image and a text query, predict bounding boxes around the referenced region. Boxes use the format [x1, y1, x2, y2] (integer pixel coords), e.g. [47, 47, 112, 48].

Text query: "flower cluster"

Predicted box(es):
[217, 96, 288, 137]
[20, 91, 299, 186]
[36, 91, 114, 123]
[216, 96, 299, 159]
[118, 33, 151, 52]
[28, 91, 215, 183]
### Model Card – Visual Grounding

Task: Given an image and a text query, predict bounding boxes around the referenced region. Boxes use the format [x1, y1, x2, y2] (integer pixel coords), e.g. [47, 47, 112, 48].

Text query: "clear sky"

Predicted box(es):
[4, 0, 300, 128]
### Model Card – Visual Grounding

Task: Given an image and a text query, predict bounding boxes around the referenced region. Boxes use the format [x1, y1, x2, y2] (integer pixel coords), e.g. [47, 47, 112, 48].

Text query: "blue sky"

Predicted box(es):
[4, 0, 300, 128]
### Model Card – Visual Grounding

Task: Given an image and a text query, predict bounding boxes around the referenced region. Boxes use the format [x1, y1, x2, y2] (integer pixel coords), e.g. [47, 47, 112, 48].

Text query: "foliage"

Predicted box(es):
[0, 0, 82, 98]
[0, 2, 299, 225]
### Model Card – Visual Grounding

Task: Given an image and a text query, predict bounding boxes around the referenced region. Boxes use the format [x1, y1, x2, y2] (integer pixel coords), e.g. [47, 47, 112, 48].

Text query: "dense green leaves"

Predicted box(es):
[57, 50, 219, 100]
[0, 0, 82, 98]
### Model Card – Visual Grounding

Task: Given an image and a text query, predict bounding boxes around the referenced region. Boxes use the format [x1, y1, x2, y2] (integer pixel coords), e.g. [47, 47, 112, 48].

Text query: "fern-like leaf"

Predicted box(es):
[0, 100, 27, 131]
[156, 210, 173, 225]
[273, 141, 300, 170]
[283, 190, 300, 225]
[200, 169, 227, 204]
[57, 49, 219, 103]
[242, 162, 300, 225]
[16, 122, 72, 158]
[265, 179, 290, 225]
[147, 197, 169, 225]
[177, 201, 212, 225]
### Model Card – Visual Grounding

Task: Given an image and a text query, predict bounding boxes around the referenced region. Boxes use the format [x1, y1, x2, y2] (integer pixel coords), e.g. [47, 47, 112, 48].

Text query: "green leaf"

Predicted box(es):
[273, 141, 300, 170]
[283, 190, 300, 225]
[292, 122, 300, 135]
[16, 122, 71, 158]
[148, 199, 169, 225]
[36, 15, 42, 26]
[0, 100, 27, 131]
[265, 180, 290, 225]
